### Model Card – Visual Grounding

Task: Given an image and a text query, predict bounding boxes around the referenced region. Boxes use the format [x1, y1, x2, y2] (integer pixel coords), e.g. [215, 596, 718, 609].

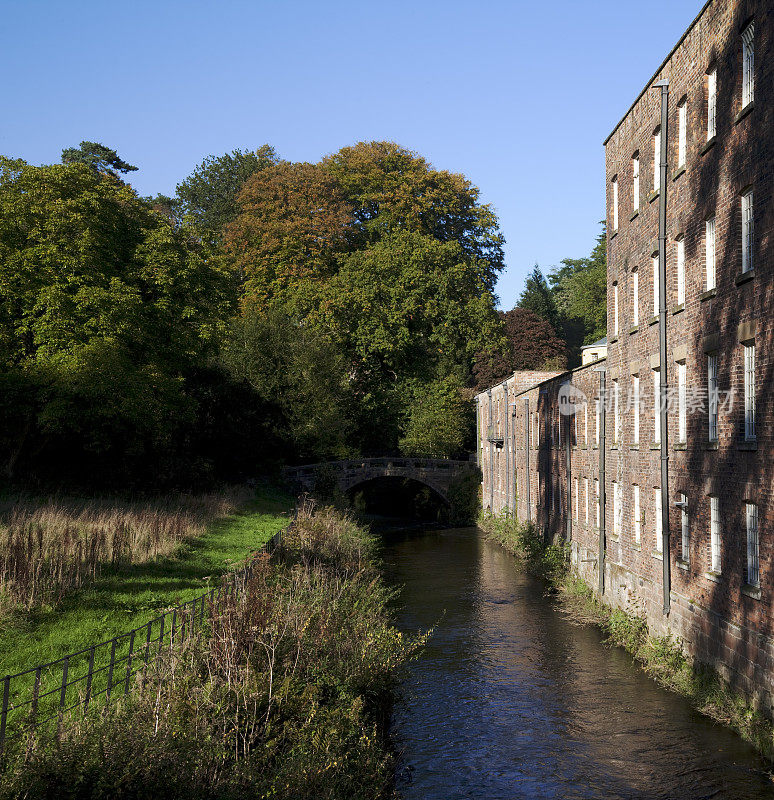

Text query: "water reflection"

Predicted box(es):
[382, 527, 774, 800]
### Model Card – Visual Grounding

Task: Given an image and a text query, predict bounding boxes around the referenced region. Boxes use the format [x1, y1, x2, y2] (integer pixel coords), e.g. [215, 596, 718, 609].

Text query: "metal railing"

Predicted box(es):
[0, 523, 290, 753]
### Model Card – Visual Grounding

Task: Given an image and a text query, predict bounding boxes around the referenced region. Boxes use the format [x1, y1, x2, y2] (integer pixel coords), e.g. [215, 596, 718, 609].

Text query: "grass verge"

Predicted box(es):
[479, 510, 774, 761]
[0, 504, 425, 800]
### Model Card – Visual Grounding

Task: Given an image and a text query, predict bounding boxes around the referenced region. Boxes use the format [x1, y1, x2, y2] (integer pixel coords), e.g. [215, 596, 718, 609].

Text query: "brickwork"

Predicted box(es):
[477, 0, 774, 714]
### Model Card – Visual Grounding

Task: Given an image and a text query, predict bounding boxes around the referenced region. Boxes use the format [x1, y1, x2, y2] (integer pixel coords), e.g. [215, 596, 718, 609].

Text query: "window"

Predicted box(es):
[744, 342, 756, 440]
[655, 488, 662, 552]
[632, 374, 640, 445]
[613, 283, 619, 337]
[676, 238, 685, 306]
[612, 176, 619, 231]
[742, 189, 754, 273]
[677, 100, 687, 167]
[653, 255, 660, 315]
[677, 361, 686, 443]
[707, 69, 717, 140]
[707, 353, 718, 441]
[742, 22, 754, 109]
[680, 492, 689, 562]
[632, 154, 640, 211]
[653, 128, 661, 191]
[584, 478, 589, 524]
[632, 268, 639, 326]
[613, 379, 620, 444]
[746, 502, 759, 586]
[584, 403, 588, 446]
[595, 397, 600, 446]
[710, 496, 721, 573]
[705, 216, 716, 290]
[595, 479, 600, 528]
[633, 485, 641, 545]
[574, 477, 579, 521]
[653, 367, 661, 444]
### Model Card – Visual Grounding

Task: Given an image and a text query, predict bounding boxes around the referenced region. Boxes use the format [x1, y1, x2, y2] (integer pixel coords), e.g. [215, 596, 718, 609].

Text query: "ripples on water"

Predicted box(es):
[382, 527, 774, 800]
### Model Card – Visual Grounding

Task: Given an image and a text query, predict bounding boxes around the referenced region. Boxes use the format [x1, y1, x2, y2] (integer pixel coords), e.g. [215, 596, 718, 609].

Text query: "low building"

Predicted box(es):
[580, 337, 607, 365]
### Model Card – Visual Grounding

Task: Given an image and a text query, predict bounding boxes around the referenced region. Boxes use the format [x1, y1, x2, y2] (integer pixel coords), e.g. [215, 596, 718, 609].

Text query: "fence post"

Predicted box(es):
[84, 647, 96, 711]
[0, 675, 10, 753]
[31, 666, 42, 733]
[158, 614, 165, 660]
[171, 608, 177, 649]
[106, 639, 117, 703]
[57, 656, 69, 736]
[124, 630, 136, 694]
[142, 620, 153, 687]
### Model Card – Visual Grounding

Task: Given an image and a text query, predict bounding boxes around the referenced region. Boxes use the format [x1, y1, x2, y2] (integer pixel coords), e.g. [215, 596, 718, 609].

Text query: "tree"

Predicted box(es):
[221, 309, 353, 462]
[517, 265, 558, 329]
[61, 141, 138, 176]
[399, 377, 472, 459]
[473, 307, 566, 390]
[176, 145, 279, 233]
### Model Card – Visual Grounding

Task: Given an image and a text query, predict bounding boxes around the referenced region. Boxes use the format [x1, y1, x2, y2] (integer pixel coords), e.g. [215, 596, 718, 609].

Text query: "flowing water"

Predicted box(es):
[381, 526, 774, 800]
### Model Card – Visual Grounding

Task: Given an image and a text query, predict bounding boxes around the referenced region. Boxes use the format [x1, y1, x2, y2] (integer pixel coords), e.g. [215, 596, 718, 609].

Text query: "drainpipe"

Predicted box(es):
[565, 406, 572, 544]
[502, 381, 509, 514]
[655, 78, 671, 616]
[487, 388, 494, 511]
[595, 365, 607, 595]
[512, 405, 517, 518]
[524, 399, 531, 523]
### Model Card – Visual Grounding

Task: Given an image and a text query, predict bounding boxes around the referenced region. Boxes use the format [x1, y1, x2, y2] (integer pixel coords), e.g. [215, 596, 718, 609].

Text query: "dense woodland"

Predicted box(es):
[0, 141, 605, 490]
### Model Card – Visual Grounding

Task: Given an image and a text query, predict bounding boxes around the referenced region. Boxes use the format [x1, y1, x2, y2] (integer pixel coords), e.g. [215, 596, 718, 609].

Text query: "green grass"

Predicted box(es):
[0, 485, 293, 737]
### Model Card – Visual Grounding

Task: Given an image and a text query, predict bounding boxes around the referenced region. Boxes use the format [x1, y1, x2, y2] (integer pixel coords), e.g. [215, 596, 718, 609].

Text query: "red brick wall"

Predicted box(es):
[478, 0, 774, 715]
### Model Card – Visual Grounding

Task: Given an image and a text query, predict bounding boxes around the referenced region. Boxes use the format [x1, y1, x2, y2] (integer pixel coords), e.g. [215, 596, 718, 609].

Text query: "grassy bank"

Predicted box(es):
[1, 505, 424, 800]
[0, 485, 293, 678]
[480, 511, 774, 760]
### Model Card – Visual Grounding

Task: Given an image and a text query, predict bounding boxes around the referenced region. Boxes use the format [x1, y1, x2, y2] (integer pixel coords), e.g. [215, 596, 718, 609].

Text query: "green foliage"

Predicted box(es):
[61, 141, 138, 176]
[446, 466, 483, 526]
[176, 145, 280, 233]
[517, 265, 558, 329]
[221, 308, 352, 462]
[399, 377, 472, 459]
[0, 506, 424, 799]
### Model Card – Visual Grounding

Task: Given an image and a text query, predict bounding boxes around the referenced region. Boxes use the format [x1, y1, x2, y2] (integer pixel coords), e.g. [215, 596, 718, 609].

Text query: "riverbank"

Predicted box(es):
[480, 512, 774, 762]
[1, 504, 424, 799]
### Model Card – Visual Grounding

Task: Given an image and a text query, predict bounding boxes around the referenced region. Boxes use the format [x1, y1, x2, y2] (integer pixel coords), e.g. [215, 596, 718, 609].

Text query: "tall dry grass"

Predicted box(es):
[0, 488, 253, 617]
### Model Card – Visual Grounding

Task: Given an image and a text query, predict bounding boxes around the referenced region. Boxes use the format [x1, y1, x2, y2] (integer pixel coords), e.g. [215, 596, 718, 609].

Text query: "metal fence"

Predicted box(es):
[0, 523, 289, 753]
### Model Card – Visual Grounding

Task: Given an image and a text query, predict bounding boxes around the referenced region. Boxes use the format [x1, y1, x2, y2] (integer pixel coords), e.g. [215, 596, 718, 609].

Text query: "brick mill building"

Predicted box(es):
[477, 0, 773, 711]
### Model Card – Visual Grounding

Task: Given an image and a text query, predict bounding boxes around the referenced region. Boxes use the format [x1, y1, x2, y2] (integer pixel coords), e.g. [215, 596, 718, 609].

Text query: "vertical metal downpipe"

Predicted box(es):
[566, 409, 572, 544]
[655, 79, 672, 616]
[487, 389, 494, 511]
[524, 399, 531, 522]
[598, 370, 606, 596]
[502, 381, 509, 514]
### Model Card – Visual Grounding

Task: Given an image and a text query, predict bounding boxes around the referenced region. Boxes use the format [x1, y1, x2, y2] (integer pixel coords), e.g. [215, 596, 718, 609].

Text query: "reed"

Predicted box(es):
[0, 489, 253, 618]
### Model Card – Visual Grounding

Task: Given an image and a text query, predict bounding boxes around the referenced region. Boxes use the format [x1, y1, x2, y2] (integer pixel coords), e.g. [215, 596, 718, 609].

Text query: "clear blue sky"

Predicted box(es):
[3, 0, 702, 308]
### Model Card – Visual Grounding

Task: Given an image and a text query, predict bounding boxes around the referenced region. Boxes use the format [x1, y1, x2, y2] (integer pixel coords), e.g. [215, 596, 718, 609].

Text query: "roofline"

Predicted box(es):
[603, 0, 714, 146]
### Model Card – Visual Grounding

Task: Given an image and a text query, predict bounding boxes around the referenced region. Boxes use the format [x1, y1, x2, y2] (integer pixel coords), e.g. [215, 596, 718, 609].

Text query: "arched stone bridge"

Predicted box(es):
[283, 457, 478, 505]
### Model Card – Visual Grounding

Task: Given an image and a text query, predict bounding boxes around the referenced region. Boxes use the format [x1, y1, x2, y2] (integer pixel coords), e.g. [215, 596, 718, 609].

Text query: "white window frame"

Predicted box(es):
[652, 255, 660, 315]
[595, 479, 600, 528]
[613, 379, 620, 444]
[613, 283, 619, 337]
[676, 238, 685, 306]
[742, 189, 754, 274]
[613, 482, 621, 538]
[653, 128, 661, 192]
[742, 22, 755, 109]
[710, 496, 721, 573]
[632, 374, 640, 446]
[633, 485, 641, 545]
[584, 403, 588, 446]
[677, 361, 687, 443]
[680, 492, 689, 562]
[633, 155, 640, 212]
[612, 176, 619, 231]
[746, 501, 759, 586]
[707, 69, 717, 141]
[574, 477, 579, 521]
[595, 397, 600, 447]
[744, 342, 756, 440]
[705, 216, 716, 290]
[653, 367, 661, 444]
[677, 100, 687, 167]
[708, 353, 718, 441]
[584, 477, 589, 524]
[632, 268, 639, 327]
